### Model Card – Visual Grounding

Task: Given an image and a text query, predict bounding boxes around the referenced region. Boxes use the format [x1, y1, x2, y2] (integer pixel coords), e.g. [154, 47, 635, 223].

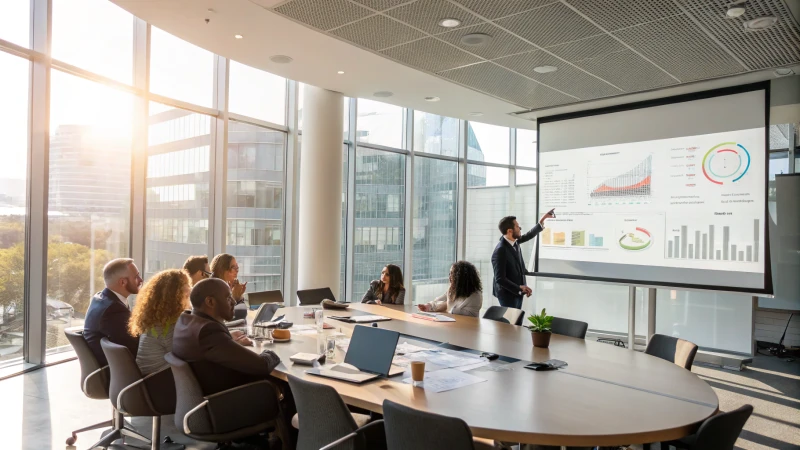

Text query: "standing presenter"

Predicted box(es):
[491, 211, 554, 309]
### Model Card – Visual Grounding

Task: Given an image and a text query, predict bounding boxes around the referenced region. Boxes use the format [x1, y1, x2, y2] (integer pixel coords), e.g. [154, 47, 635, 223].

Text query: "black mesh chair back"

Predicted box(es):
[288, 374, 361, 450]
[101, 338, 176, 416]
[65, 328, 109, 399]
[551, 317, 589, 339]
[482, 306, 524, 326]
[382, 400, 477, 450]
[645, 334, 699, 370]
[694, 404, 753, 450]
[164, 352, 214, 435]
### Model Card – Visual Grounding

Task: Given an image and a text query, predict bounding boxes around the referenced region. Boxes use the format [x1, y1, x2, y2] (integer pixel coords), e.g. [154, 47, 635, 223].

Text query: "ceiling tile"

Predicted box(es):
[438, 62, 579, 109]
[494, 51, 623, 100]
[381, 37, 483, 72]
[273, 0, 373, 31]
[350, 0, 412, 11]
[495, 2, 604, 47]
[331, 15, 426, 51]
[453, 0, 558, 20]
[614, 14, 745, 82]
[438, 23, 536, 59]
[681, 0, 800, 70]
[574, 49, 677, 92]
[564, 0, 684, 31]
[546, 34, 626, 62]
[385, 0, 483, 35]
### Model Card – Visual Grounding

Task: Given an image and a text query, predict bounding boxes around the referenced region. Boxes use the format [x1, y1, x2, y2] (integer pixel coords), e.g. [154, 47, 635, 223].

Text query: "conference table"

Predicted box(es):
[247, 303, 718, 447]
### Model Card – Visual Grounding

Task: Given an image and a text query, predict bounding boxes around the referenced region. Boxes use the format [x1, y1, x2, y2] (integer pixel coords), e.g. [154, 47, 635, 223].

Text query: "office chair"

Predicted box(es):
[101, 338, 182, 450]
[551, 317, 589, 339]
[662, 404, 753, 450]
[287, 374, 378, 450]
[164, 352, 290, 448]
[381, 400, 493, 450]
[645, 334, 699, 370]
[482, 306, 525, 326]
[63, 329, 149, 448]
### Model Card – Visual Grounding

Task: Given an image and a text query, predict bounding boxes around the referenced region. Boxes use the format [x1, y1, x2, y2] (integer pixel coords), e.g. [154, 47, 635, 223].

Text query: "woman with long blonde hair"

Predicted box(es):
[129, 269, 191, 375]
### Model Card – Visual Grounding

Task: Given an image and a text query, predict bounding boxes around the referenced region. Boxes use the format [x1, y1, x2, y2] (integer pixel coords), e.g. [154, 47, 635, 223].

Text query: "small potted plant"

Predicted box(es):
[526, 308, 553, 348]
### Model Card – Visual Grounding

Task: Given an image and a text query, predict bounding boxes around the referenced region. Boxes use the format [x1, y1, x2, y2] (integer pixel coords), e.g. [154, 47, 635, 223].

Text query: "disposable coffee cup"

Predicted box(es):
[411, 361, 425, 387]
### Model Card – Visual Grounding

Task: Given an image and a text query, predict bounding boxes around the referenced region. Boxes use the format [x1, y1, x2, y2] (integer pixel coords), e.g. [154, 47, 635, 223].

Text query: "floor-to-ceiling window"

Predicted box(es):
[227, 122, 286, 293]
[145, 104, 212, 278]
[47, 71, 133, 357]
[411, 112, 458, 303]
[0, 52, 30, 364]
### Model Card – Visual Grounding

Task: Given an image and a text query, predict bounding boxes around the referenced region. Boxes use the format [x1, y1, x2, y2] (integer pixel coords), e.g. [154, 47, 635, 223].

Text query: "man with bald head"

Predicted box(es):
[172, 278, 281, 395]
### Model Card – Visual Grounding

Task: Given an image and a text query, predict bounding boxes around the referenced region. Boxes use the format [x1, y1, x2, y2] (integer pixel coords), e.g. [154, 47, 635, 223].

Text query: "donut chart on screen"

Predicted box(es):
[702, 142, 750, 185]
[618, 227, 652, 251]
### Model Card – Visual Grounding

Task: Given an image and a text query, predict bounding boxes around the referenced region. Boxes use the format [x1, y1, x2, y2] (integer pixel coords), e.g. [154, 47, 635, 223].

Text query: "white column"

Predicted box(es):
[297, 86, 344, 294]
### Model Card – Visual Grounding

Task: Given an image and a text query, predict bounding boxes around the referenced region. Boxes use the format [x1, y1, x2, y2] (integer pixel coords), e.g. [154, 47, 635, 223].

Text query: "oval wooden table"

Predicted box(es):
[248, 303, 718, 447]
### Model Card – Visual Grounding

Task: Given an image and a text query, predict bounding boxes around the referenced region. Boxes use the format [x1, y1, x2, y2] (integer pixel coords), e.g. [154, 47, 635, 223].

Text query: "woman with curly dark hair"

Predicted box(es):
[129, 269, 191, 374]
[417, 261, 483, 317]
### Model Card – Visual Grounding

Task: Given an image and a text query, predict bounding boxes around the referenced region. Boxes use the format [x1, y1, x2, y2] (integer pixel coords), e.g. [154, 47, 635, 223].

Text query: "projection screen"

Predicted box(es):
[534, 83, 772, 295]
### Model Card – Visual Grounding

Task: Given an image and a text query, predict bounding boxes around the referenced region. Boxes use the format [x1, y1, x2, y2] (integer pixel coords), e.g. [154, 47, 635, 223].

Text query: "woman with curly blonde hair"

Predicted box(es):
[129, 269, 191, 375]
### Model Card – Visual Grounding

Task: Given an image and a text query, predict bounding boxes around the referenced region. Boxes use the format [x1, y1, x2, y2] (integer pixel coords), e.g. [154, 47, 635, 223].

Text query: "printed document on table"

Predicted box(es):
[403, 369, 487, 393]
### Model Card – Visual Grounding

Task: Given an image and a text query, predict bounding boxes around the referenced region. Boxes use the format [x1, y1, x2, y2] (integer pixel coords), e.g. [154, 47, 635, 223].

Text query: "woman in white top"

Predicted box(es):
[418, 261, 483, 317]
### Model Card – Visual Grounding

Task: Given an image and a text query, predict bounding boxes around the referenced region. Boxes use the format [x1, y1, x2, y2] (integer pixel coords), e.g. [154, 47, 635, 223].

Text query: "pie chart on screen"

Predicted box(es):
[702, 142, 750, 185]
[618, 227, 652, 251]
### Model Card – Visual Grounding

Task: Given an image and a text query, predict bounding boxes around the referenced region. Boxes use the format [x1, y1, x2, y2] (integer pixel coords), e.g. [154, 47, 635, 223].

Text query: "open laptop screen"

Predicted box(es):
[345, 325, 399, 377]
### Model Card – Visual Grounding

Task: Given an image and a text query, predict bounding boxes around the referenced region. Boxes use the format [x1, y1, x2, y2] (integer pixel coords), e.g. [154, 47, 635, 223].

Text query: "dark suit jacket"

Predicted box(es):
[491, 223, 543, 304]
[172, 310, 281, 395]
[83, 288, 139, 367]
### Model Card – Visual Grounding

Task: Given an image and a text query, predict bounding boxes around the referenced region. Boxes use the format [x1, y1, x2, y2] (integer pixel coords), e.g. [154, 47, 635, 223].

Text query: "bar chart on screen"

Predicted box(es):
[664, 218, 760, 264]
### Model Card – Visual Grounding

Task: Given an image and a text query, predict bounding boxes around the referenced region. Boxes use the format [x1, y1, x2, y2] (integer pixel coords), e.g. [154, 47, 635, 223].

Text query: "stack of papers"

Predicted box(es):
[402, 369, 487, 393]
[406, 350, 482, 372]
[412, 312, 456, 322]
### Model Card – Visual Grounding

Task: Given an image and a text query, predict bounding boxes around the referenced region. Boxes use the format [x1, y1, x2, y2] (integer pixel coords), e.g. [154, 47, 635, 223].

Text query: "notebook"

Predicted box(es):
[329, 314, 391, 324]
[412, 312, 456, 322]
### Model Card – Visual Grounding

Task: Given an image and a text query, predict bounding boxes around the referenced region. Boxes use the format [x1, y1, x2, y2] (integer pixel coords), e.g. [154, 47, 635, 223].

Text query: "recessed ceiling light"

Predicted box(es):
[460, 33, 492, 46]
[468, 112, 483, 117]
[337, 70, 345, 74]
[743, 16, 777, 30]
[726, 6, 746, 18]
[533, 65, 558, 73]
[425, 96, 440, 102]
[774, 67, 794, 76]
[234, 34, 244, 39]
[438, 18, 461, 28]
[374, 91, 393, 98]
[269, 55, 293, 64]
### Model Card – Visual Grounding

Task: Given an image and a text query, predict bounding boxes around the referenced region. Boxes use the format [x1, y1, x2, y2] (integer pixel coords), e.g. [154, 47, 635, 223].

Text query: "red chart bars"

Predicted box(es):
[665, 219, 759, 262]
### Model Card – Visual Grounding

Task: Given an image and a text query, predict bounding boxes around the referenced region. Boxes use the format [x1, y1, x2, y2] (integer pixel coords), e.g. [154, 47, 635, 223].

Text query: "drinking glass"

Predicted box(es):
[326, 335, 337, 359]
[315, 309, 324, 333]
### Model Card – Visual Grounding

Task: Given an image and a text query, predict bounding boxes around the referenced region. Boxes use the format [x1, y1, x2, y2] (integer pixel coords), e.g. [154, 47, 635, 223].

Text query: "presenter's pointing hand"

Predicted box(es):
[539, 210, 555, 225]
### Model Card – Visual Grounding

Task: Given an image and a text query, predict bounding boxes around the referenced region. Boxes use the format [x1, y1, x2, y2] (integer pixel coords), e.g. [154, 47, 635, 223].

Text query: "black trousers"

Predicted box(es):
[497, 295, 523, 310]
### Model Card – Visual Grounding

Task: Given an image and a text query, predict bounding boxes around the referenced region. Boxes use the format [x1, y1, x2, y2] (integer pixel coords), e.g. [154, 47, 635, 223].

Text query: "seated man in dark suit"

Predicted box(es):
[83, 258, 143, 366]
[172, 278, 281, 395]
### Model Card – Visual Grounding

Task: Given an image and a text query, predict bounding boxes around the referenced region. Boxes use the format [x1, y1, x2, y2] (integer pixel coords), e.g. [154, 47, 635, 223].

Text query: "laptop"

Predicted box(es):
[307, 325, 400, 383]
[296, 287, 337, 305]
[247, 290, 284, 308]
[253, 303, 283, 325]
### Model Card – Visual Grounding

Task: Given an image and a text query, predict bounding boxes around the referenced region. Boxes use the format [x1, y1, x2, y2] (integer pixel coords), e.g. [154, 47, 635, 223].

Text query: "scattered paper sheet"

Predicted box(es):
[403, 368, 487, 393]
[406, 350, 482, 371]
[454, 360, 490, 372]
[395, 342, 430, 354]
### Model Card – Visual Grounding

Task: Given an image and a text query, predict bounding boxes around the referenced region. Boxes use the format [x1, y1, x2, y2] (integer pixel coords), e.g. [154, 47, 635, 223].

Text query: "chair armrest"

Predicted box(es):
[116, 366, 173, 415]
[204, 380, 281, 434]
[319, 420, 384, 450]
[83, 365, 109, 398]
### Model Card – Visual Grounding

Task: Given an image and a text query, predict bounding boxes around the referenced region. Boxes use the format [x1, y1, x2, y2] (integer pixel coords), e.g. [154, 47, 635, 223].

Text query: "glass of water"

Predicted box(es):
[326, 335, 337, 360]
[314, 309, 324, 333]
